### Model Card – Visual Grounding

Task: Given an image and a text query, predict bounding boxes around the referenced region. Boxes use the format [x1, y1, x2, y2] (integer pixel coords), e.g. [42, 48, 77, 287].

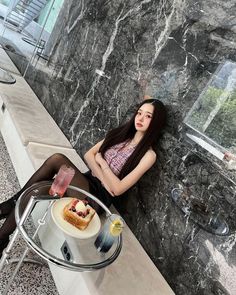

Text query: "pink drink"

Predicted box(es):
[49, 165, 75, 197]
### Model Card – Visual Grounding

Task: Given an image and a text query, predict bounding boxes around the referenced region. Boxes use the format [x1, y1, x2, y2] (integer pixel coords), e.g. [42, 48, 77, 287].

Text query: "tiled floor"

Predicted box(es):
[0, 10, 59, 293]
[0, 134, 58, 295]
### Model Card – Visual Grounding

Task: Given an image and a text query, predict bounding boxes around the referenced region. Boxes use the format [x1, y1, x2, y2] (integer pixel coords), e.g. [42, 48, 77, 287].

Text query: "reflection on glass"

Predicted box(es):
[184, 61, 236, 160]
[0, 0, 63, 75]
[5, 0, 47, 32]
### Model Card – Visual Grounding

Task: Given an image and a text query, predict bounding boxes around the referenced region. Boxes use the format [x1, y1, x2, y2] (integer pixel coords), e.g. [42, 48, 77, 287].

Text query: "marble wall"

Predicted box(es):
[12, 0, 236, 294]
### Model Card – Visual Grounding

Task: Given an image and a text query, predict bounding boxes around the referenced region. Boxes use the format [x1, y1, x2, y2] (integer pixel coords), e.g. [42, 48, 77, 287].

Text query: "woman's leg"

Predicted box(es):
[20, 153, 90, 193]
[0, 153, 90, 250]
[0, 153, 90, 216]
[0, 211, 14, 257]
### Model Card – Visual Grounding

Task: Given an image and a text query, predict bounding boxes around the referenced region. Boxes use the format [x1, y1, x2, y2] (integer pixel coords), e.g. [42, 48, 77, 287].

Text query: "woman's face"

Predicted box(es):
[135, 103, 154, 132]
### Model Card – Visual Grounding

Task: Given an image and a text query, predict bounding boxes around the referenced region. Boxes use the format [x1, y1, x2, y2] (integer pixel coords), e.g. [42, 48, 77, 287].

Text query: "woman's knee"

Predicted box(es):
[45, 153, 69, 167]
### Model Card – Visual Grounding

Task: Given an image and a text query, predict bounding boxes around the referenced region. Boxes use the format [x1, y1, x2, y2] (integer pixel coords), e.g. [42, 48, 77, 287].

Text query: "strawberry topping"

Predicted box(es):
[71, 199, 79, 207]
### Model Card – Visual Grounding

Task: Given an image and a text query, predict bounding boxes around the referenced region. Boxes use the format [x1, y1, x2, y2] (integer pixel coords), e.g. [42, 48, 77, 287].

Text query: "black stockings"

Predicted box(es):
[20, 153, 90, 193]
[0, 153, 90, 242]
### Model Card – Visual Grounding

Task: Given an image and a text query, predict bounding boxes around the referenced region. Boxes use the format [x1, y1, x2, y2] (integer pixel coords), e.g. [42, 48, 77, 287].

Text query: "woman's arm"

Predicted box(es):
[96, 149, 156, 196]
[84, 140, 116, 196]
[84, 140, 105, 181]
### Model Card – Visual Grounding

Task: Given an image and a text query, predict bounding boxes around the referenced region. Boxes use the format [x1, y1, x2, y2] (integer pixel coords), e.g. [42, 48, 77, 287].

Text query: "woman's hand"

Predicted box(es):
[101, 181, 115, 196]
[84, 140, 105, 182]
[224, 152, 236, 161]
[94, 152, 102, 164]
[95, 152, 107, 168]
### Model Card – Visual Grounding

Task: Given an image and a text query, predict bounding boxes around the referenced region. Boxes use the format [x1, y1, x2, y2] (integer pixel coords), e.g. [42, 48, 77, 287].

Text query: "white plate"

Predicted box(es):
[51, 198, 101, 239]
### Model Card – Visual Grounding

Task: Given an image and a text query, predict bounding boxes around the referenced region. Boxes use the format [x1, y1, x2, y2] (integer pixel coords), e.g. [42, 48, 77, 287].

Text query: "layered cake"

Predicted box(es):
[63, 198, 95, 230]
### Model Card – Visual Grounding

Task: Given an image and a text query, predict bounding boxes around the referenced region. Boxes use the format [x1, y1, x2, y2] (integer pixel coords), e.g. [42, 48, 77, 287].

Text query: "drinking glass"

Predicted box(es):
[94, 214, 124, 253]
[49, 165, 75, 197]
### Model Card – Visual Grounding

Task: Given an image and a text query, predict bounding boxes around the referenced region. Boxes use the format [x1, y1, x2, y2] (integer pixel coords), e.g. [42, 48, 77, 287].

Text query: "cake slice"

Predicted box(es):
[63, 198, 96, 230]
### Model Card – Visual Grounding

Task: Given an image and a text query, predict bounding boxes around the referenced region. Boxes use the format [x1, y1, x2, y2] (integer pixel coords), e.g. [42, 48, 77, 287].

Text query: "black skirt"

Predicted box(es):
[83, 170, 113, 210]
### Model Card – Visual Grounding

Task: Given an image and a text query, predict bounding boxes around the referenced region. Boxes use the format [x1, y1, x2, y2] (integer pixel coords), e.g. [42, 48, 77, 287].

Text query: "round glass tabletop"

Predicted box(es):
[15, 181, 122, 272]
[0, 67, 16, 84]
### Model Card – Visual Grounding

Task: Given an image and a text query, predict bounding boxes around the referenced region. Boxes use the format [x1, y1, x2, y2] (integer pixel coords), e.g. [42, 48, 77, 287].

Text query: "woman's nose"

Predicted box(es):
[140, 115, 144, 121]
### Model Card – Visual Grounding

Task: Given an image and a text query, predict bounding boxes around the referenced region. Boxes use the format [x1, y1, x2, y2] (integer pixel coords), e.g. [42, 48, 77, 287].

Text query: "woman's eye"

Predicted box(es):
[146, 115, 152, 119]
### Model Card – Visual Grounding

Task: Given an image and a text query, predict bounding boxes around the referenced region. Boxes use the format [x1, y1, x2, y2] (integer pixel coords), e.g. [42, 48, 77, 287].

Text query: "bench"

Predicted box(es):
[0, 72, 87, 185]
[0, 49, 175, 295]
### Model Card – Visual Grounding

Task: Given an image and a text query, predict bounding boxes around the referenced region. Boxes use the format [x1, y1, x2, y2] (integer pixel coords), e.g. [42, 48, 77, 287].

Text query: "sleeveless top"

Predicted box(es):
[104, 140, 136, 176]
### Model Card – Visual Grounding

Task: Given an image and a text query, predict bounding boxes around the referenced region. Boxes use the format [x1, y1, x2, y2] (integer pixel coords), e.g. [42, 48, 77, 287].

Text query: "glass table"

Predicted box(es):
[0, 67, 16, 84]
[0, 181, 122, 294]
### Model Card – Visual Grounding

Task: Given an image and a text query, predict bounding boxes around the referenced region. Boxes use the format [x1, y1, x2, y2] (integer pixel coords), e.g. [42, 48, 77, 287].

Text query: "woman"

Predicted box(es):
[0, 98, 166, 257]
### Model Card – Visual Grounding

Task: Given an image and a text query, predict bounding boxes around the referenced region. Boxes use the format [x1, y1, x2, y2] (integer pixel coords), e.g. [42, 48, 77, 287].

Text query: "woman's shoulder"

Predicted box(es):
[144, 148, 157, 161]
[137, 148, 156, 171]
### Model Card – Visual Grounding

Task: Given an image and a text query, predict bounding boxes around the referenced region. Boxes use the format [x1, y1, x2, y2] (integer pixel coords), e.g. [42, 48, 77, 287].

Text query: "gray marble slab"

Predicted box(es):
[7, 0, 236, 294]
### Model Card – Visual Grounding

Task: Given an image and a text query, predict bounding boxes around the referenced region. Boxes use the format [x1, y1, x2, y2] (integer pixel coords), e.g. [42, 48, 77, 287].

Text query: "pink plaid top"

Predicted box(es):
[104, 141, 136, 176]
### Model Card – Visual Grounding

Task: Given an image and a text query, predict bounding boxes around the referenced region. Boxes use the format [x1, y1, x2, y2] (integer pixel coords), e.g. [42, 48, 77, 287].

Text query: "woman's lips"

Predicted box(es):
[136, 123, 143, 127]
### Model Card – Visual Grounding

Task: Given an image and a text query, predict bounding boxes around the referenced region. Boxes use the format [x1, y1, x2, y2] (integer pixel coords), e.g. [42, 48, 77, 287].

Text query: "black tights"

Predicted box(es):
[0, 153, 90, 241]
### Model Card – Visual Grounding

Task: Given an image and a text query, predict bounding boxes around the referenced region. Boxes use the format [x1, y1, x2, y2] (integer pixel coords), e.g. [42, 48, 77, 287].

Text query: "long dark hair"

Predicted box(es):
[99, 99, 167, 179]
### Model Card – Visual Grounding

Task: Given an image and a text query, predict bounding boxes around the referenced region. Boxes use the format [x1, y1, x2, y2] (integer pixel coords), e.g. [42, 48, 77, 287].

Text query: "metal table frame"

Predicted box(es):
[0, 182, 122, 294]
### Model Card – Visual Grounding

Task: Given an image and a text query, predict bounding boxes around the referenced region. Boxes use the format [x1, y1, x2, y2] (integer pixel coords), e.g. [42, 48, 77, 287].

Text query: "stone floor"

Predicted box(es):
[0, 134, 58, 295]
